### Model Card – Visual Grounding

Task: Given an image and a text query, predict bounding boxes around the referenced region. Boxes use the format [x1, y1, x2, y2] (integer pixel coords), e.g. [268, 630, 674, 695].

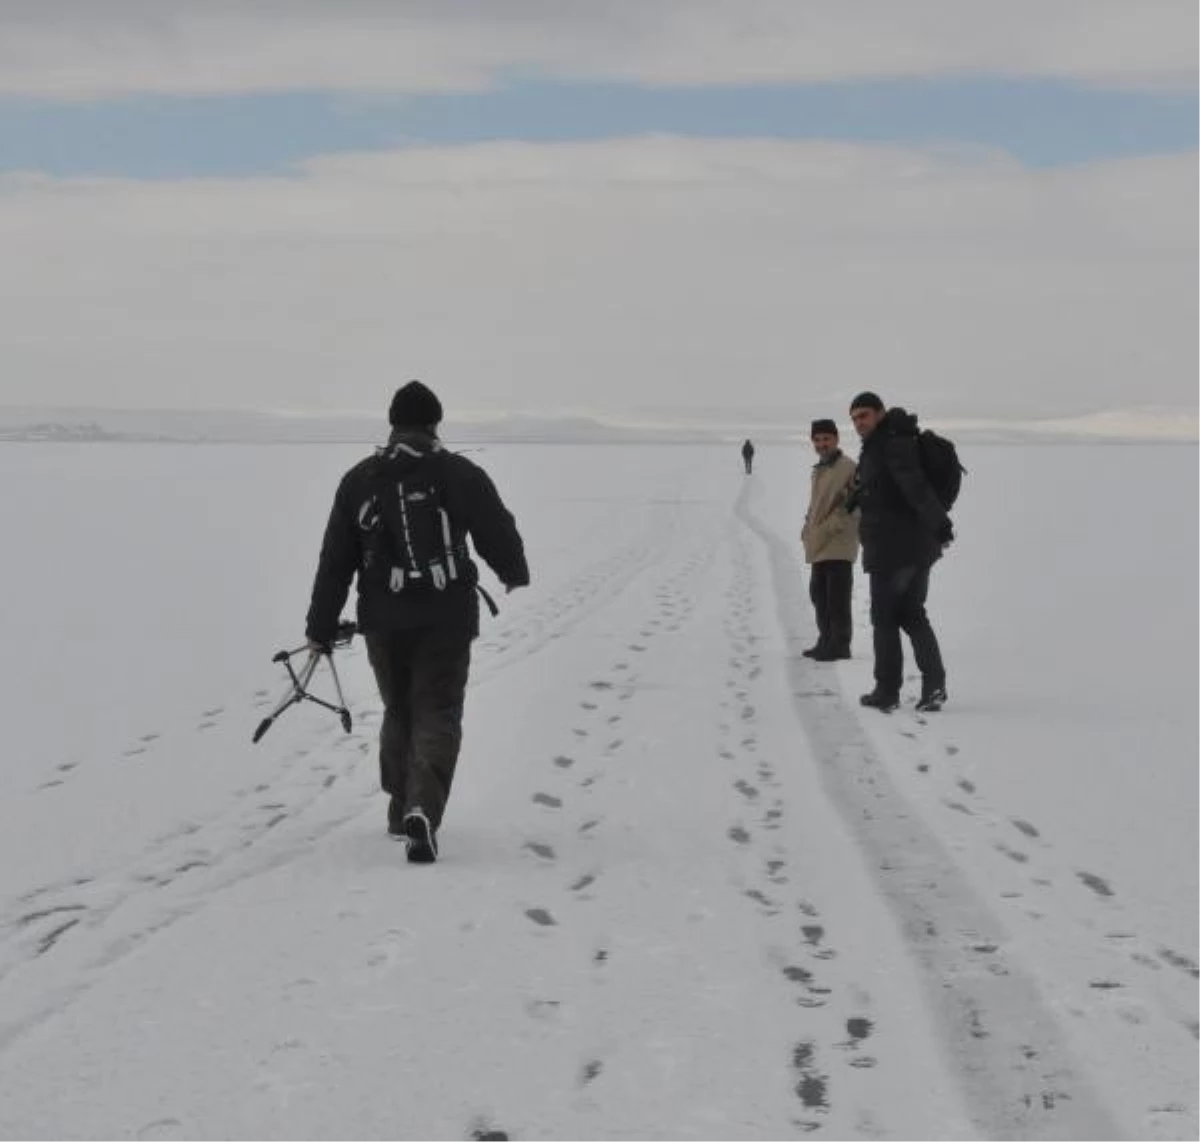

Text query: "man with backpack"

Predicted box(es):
[800, 418, 859, 661]
[305, 381, 530, 862]
[847, 392, 956, 713]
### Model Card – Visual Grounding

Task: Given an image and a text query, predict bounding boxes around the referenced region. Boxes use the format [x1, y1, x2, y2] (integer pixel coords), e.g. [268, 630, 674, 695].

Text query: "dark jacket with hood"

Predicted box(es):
[305, 430, 529, 646]
[851, 408, 950, 574]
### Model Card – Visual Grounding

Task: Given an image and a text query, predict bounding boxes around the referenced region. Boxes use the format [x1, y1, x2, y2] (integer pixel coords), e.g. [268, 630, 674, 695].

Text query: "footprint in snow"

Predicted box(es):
[745, 888, 779, 912]
[802, 924, 829, 949]
[469, 1121, 510, 1141]
[1157, 947, 1200, 978]
[1076, 870, 1115, 898]
[525, 998, 561, 1021]
[579, 1059, 604, 1087]
[136, 1119, 186, 1141]
[790, 1040, 831, 1116]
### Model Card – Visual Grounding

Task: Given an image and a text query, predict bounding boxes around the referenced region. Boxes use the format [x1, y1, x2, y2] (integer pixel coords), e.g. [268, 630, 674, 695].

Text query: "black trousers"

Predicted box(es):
[809, 560, 853, 653]
[365, 628, 472, 831]
[868, 565, 945, 697]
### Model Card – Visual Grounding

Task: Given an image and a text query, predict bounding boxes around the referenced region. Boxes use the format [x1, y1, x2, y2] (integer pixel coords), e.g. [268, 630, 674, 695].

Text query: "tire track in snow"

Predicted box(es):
[736, 480, 1122, 1141]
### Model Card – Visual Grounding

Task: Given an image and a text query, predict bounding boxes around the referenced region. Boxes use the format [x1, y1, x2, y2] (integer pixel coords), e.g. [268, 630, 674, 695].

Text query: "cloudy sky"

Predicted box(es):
[0, 0, 1195, 424]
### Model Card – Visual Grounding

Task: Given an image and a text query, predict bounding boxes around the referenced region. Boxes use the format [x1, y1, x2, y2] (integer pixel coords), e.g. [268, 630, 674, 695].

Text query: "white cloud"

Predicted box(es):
[0, 136, 1194, 421]
[0, 0, 1194, 98]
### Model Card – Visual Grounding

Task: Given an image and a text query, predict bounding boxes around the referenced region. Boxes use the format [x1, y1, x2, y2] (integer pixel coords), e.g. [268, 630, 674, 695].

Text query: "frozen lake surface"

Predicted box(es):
[0, 439, 1194, 1140]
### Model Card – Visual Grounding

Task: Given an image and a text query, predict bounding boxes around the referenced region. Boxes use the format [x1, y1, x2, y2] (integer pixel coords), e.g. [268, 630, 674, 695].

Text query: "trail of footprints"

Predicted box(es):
[510, 548, 717, 1108]
[715, 534, 885, 1131]
[901, 707, 1198, 1038]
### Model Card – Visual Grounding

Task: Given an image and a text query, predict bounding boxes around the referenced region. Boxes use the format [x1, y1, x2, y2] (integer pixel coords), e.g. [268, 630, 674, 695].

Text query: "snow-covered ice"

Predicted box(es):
[0, 440, 1194, 1141]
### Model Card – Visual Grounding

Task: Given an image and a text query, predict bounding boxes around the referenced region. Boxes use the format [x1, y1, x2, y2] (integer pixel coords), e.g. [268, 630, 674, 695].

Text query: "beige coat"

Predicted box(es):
[802, 452, 860, 564]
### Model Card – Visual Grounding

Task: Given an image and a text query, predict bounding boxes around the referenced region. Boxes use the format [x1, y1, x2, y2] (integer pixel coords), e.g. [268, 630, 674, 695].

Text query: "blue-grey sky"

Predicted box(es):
[0, 0, 1195, 423]
[2, 80, 1196, 179]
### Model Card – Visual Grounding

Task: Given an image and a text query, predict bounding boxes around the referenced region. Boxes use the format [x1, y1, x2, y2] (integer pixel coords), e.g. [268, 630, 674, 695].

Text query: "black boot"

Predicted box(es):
[860, 689, 900, 712]
[813, 645, 851, 661]
[801, 645, 824, 658]
[915, 685, 948, 713]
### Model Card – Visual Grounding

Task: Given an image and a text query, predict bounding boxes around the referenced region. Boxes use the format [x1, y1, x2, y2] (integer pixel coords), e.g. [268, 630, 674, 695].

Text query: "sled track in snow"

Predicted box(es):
[735, 480, 1122, 1141]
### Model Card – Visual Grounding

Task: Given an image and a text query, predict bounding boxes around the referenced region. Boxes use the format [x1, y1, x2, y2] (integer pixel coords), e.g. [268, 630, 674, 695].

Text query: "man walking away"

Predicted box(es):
[305, 380, 530, 862]
[742, 438, 755, 474]
[800, 419, 859, 661]
[848, 392, 951, 713]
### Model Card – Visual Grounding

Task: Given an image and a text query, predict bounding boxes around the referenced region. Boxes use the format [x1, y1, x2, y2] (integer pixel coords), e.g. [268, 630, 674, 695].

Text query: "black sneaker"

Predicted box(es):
[915, 687, 948, 713]
[801, 645, 823, 659]
[401, 808, 438, 864]
[860, 690, 900, 712]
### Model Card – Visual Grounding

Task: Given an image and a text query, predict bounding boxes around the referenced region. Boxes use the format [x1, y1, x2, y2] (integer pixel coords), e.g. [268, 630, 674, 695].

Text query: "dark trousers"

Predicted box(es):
[365, 628, 472, 832]
[868, 565, 945, 697]
[743, 455, 753, 473]
[809, 560, 853, 653]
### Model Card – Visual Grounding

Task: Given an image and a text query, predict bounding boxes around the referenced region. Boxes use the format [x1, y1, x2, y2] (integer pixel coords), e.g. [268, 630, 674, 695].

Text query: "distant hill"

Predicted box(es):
[0, 405, 1194, 445]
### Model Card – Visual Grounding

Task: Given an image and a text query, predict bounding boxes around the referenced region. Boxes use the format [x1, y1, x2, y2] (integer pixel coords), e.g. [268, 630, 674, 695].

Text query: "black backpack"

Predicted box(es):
[359, 450, 468, 594]
[917, 429, 965, 510]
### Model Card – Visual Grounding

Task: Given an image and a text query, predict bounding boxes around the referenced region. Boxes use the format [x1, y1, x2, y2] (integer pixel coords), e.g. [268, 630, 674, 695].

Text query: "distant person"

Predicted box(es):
[305, 381, 530, 862]
[847, 392, 952, 713]
[800, 419, 859, 661]
[742, 438, 755, 474]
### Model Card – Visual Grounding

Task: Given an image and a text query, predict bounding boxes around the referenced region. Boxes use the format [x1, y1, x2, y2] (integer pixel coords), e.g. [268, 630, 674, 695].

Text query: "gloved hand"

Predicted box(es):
[306, 638, 332, 655]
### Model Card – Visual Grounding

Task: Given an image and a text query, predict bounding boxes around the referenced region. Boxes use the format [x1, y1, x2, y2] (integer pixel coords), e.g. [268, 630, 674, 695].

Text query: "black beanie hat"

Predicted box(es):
[849, 391, 885, 413]
[811, 418, 838, 438]
[389, 380, 443, 428]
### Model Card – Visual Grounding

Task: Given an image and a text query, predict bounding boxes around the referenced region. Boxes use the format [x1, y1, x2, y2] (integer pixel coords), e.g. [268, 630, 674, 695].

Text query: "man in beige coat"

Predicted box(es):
[800, 418, 860, 661]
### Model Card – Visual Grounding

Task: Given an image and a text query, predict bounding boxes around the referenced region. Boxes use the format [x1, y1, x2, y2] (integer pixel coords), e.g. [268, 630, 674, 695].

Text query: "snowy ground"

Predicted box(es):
[0, 440, 1194, 1141]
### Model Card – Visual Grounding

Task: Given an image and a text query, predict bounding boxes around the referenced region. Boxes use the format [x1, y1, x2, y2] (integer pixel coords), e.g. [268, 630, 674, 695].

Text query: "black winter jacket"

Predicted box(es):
[851, 408, 950, 574]
[305, 431, 529, 645]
